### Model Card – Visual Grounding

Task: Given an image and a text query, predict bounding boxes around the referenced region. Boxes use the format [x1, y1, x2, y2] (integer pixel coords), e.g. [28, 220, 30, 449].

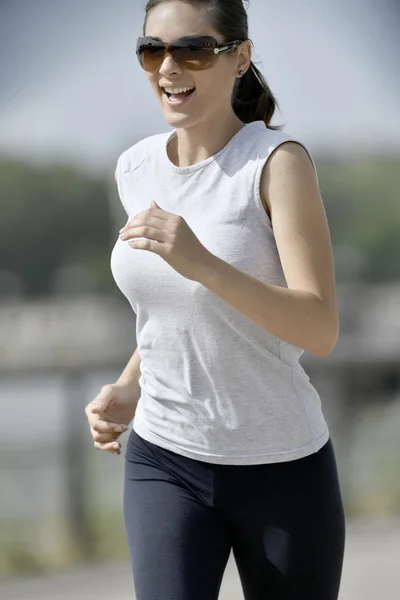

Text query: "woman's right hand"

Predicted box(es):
[85, 382, 139, 456]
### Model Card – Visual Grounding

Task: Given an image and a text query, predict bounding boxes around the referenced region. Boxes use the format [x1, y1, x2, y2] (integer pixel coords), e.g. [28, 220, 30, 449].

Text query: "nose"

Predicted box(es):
[159, 52, 183, 76]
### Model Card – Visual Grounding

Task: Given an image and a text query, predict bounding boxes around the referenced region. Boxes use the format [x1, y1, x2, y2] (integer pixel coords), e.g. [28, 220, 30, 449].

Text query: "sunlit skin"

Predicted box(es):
[119, 0, 339, 357]
[143, 0, 252, 166]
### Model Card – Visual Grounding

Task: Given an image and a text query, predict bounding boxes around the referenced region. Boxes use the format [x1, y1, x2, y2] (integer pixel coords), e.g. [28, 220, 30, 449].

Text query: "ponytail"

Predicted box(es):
[144, 0, 281, 129]
[233, 61, 281, 130]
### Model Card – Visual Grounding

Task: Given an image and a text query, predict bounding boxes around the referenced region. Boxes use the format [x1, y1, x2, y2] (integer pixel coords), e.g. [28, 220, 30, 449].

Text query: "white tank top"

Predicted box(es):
[111, 121, 330, 465]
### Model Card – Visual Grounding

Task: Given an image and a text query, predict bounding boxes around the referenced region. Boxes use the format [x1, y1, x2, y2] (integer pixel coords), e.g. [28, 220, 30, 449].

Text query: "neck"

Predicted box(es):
[168, 110, 247, 168]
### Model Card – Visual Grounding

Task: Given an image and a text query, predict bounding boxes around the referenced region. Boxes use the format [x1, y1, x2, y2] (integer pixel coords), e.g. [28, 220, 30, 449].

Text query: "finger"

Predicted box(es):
[91, 428, 120, 444]
[91, 420, 128, 435]
[135, 214, 169, 226]
[128, 238, 165, 256]
[119, 214, 143, 233]
[120, 211, 168, 234]
[119, 204, 168, 233]
[94, 438, 120, 449]
[94, 441, 121, 455]
[148, 205, 169, 219]
[120, 225, 167, 243]
[119, 212, 143, 231]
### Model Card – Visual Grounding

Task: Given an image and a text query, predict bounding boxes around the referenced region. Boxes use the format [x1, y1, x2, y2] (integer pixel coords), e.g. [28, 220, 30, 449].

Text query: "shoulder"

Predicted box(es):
[244, 125, 317, 219]
[261, 136, 318, 198]
[240, 124, 317, 182]
[260, 138, 323, 241]
[266, 137, 317, 173]
[242, 123, 296, 157]
[252, 126, 316, 172]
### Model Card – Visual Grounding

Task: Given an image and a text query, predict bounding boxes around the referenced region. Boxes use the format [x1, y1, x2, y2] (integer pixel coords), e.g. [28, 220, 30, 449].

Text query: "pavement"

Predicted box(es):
[1, 519, 400, 599]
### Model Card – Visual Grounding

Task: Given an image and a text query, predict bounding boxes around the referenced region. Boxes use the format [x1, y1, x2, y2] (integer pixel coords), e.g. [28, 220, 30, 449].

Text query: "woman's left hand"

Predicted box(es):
[119, 201, 214, 282]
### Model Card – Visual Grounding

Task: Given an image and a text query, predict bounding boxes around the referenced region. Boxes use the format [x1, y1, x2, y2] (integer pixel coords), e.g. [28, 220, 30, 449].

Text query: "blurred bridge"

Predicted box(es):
[1, 283, 399, 575]
[1, 520, 400, 600]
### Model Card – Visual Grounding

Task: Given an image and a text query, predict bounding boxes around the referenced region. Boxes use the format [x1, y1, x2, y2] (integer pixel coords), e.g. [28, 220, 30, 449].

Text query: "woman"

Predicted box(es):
[85, 0, 346, 598]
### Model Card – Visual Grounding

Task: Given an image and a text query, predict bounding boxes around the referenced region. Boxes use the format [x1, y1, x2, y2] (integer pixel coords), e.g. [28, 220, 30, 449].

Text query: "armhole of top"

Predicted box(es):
[115, 152, 130, 217]
[254, 139, 320, 228]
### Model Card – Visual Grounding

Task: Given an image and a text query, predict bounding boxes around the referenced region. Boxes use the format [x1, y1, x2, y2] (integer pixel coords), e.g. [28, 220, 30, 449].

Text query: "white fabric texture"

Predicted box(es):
[111, 121, 329, 465]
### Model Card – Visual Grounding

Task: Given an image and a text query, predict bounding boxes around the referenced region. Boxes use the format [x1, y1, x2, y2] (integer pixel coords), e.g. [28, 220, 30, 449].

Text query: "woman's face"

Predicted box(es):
[143, 1, 250, 129]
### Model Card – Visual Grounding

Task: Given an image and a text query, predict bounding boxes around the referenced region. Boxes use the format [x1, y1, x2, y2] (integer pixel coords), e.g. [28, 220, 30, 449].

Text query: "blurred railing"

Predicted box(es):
[1, 284, 399, 576]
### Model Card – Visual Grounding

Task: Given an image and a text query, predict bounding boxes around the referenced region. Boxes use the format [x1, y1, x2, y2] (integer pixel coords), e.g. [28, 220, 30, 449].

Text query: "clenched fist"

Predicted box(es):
[85, 382, 138, 456]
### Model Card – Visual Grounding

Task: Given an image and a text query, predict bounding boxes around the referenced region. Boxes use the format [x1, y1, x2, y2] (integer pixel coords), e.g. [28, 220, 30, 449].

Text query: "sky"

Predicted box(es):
[0, 0, 399, 172]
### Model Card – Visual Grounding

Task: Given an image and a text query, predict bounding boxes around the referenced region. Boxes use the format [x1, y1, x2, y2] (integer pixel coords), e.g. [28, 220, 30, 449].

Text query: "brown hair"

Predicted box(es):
[143, 0, 281, 129]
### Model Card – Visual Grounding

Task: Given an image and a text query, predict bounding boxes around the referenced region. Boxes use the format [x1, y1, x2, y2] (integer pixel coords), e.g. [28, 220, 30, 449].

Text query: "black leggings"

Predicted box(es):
[124, 429, 346, 600]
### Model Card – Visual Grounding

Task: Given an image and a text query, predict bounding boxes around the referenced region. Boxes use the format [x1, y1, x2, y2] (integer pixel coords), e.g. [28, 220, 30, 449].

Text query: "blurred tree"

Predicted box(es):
[317, 154, 400, 282]
[0, 154, 399, 297]
[0, 159, 114, 296]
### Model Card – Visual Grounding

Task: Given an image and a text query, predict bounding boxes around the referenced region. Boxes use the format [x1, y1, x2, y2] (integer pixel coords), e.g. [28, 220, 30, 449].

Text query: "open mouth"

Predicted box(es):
[162, 86, 196, 103]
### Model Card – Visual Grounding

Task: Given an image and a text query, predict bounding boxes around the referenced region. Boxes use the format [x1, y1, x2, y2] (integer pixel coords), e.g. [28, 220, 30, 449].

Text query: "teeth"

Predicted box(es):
[164, 86, 195, 95]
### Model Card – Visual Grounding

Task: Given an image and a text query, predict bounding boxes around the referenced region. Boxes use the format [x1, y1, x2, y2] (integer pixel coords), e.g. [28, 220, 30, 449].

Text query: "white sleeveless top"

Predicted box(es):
[111, 121, 330, 465]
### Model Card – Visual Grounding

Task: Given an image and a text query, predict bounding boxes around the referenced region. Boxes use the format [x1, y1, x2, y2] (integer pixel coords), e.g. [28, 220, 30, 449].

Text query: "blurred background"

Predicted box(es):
[1, 0, 399, 598]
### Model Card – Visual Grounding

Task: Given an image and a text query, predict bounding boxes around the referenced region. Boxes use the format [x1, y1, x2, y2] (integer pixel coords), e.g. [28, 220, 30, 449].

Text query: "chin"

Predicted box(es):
[162, 112, 196, 129]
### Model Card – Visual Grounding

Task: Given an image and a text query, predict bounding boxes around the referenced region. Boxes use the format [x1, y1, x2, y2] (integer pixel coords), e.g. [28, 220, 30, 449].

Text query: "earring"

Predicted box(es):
[238, 69, 245, 77]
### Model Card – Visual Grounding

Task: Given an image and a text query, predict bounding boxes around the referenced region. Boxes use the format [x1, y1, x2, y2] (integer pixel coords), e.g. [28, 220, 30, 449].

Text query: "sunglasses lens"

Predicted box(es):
[175, 46, 217, 70]
[139, 45, 165, 70]
[137, 37, 219, 71]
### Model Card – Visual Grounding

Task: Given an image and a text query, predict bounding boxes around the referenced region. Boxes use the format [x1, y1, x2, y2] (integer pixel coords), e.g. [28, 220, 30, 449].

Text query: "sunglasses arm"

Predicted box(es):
[214, 41, 243, 55]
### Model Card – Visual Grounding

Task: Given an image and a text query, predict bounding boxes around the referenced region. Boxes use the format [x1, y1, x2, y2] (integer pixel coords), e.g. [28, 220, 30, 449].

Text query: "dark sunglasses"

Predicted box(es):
[136, 35, 246, 72]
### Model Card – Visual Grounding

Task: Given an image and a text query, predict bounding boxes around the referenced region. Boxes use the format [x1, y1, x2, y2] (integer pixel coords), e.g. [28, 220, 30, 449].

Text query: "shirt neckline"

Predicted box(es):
[162, 121, 265, 174]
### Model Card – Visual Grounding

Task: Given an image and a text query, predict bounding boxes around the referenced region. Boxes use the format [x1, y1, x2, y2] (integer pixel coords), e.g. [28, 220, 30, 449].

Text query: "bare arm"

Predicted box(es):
[116, 346, 142, 397]
[197, 142, 339, 358]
